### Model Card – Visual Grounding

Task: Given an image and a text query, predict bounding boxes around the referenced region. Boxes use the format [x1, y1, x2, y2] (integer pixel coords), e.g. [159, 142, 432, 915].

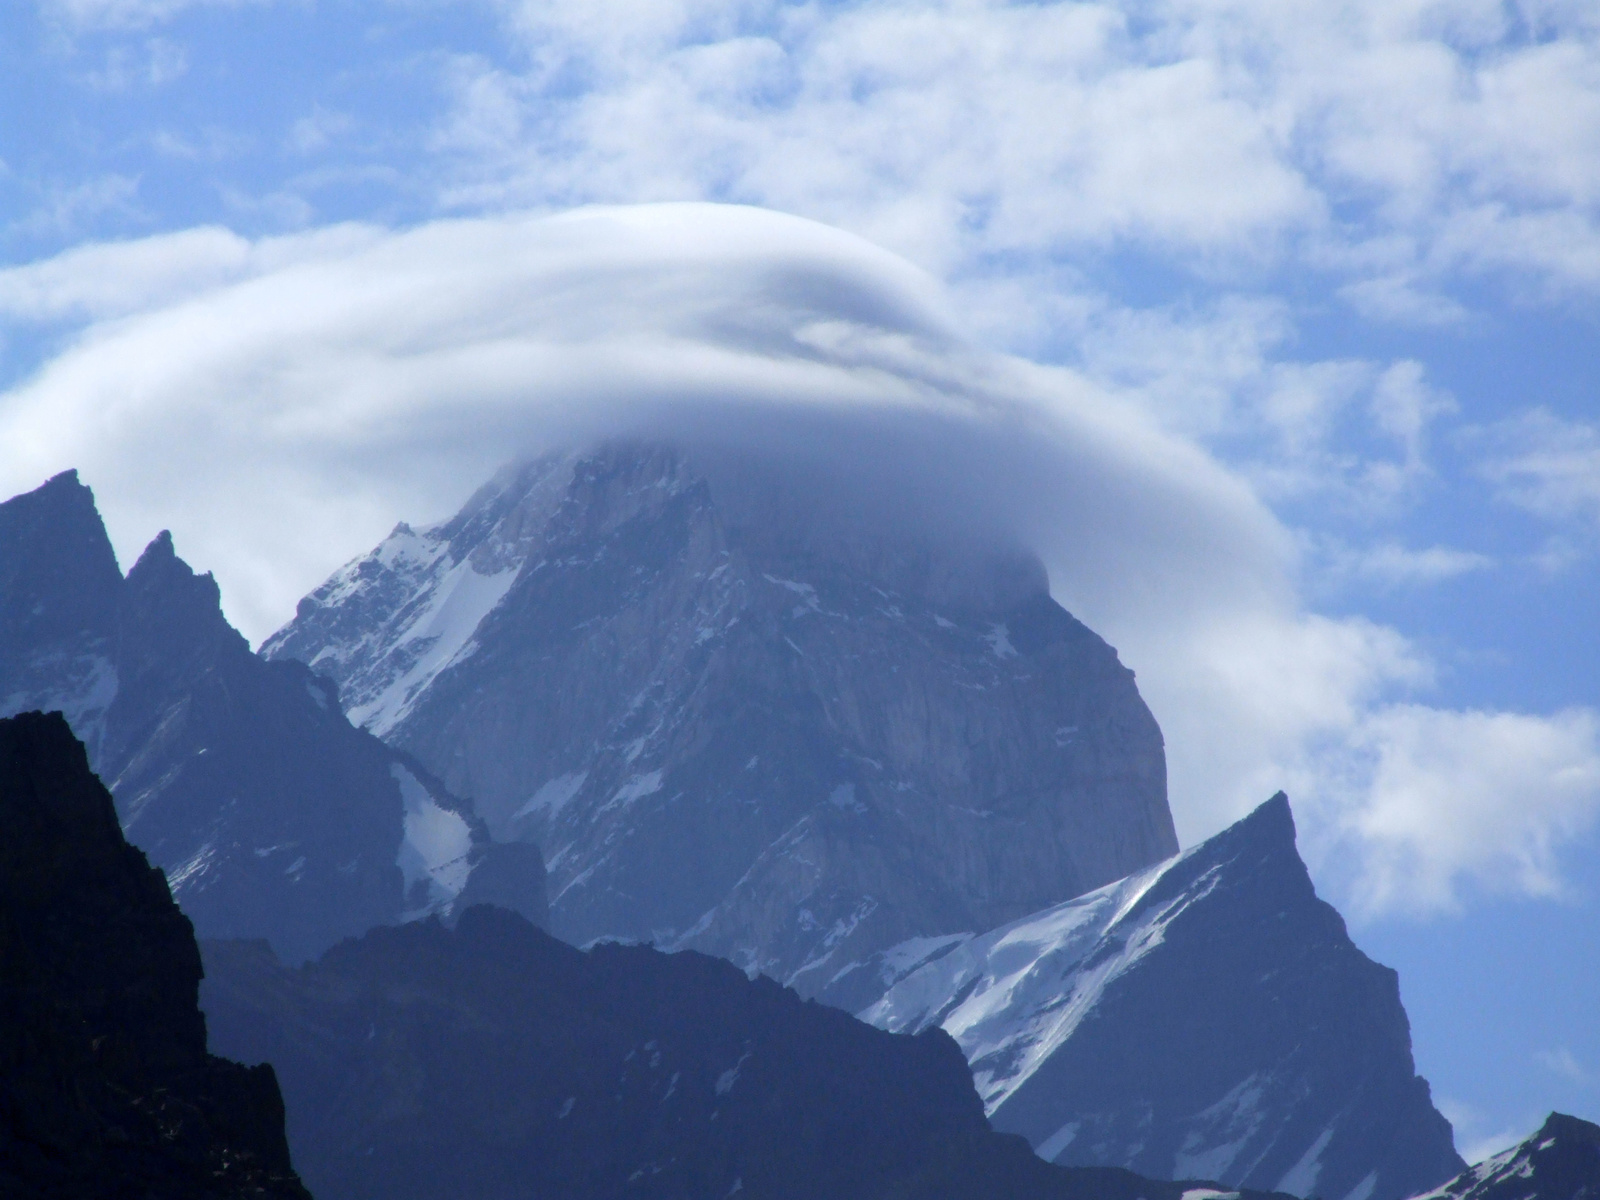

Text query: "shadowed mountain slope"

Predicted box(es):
[201, 902, 1298, 1200]
[0, 710, 309, 1199]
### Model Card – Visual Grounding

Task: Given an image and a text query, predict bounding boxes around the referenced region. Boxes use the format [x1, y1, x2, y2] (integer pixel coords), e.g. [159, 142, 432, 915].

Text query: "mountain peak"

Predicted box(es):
[1416, 1111, 1600, 1200]
[866, 791, 1462, 1200]
[264, 441, 1176, 999]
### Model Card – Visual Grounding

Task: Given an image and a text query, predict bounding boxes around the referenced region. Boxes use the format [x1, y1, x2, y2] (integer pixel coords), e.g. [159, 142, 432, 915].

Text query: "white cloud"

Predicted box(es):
[1315, 705, 1600, 915]
[287, 107, 356, 156]
[2, 204, 1593, 918]
[8, 173, 143, 240]
[1437, 1096, 1536, 1166]
[1477, 409, 1600, 533]
[1067, 299, 1457, 512]
[411, 0, 1600, 310]
[1535, 1047, 1593, 1087]
[1317, 539, 1495, 589]
[39, 0, 273, 32]
[80, 36, 189, 90]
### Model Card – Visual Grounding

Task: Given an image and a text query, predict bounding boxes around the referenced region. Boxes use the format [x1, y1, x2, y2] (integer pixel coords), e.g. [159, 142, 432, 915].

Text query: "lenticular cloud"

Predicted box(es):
[1, 201, 1595, 912]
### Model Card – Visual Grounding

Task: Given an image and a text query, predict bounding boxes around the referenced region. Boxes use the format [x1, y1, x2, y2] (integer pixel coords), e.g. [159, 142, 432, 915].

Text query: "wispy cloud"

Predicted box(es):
[38, 0, 273, 33]
[1476, 409, 1600, 535]
[1535, 1047, 1593, 1087]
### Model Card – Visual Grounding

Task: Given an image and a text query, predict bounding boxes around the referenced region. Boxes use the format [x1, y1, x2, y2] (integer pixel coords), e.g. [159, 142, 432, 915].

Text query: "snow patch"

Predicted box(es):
[1275, 1123, 1337, 1197]
[393, 764, 474, 916]
[1173, 1073, 1270, 1183]
[863, 838, 1225, 1115]
[606, 770, 664, 811]
[348, 558, 521, 737]
[715, 1051, 752, 1096]
[985, 623, 1018, 659]
[829, 783, 865, 813]
[515, 771, 588, 821]
[1037, 1121, 1081, 1162]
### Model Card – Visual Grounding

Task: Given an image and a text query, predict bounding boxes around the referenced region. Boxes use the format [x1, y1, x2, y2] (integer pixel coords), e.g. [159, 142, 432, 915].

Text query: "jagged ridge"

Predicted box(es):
[0, 470, 545, 962]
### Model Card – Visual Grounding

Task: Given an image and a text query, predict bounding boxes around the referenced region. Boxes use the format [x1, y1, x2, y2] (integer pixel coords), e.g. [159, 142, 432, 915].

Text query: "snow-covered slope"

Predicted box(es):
[1408, 1113, 1600, 1200]
[0, 471, 545, 960]
[265, 441, 1177, 1005]
[865, 794, 1464, 1200]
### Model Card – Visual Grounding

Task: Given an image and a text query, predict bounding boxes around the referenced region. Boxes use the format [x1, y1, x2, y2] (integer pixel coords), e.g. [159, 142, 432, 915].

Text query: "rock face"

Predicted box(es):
[263, 442, 1175, 1004]
[200, 902, 1294, 1200]
[0, 471, 544, 962]
[864, 794, 1465, 1200]
[1412, 1113, 1600, 1200]
[0, 710, 309, 1199]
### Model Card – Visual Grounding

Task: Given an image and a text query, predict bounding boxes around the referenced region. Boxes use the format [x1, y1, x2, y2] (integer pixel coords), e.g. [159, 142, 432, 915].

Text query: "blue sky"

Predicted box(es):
[5, 0, 1599, 1162]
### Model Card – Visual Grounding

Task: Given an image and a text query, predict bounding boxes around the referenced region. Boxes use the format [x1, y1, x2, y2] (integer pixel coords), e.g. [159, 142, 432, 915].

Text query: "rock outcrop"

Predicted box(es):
[0, 710, 310, 1199]
[865, 794, 1465, 1200]
[264, 442, 1175, 1005]
[201, 901, 1294, 1200]
[0, 471, 543, 962]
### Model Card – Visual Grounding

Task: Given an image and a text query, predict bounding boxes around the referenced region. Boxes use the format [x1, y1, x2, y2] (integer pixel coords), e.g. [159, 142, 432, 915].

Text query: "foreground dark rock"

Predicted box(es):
[1413, 1114, 1600, 1200]
[201, 903, 1293, 1200]
[264, 442, 1175, 1006]
[0, 710, 309, 1199]
[865, 794, 1464, 1200]
[0, 471, 543, 963]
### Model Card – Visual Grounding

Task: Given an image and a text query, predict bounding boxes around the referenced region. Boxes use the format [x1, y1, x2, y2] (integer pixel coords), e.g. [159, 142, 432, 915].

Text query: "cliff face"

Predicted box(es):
[0, 472, 544, 963]
[865, 794, 1465, 1200]
[200, 903, 1295, 1200]
[264, 443, 1175, 1004]
[0, 710, 309, 1199]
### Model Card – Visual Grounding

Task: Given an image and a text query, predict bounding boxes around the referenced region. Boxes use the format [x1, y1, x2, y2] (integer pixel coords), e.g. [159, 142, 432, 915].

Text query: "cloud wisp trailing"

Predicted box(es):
[3, 201, 1596, 918]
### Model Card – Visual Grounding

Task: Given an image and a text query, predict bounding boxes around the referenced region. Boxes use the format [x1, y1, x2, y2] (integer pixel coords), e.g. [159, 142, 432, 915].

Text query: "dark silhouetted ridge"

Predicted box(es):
[0, 710, 309, 1199]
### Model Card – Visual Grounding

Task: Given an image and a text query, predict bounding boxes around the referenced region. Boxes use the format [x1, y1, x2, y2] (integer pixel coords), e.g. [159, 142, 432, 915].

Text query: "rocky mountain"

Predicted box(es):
[0, 710, 309, 1199]
[263, 441, 1175, 1006]
[0, 471, 545, 962]
[1411, 1113, 1600, 1200]
[200, 900, 1297, 1200]
[863, 794, 1464, 1200]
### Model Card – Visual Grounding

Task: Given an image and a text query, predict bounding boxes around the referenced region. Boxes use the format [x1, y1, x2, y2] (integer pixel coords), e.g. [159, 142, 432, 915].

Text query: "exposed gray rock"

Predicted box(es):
[264, 441, 1176, 1003]
[864, 794, 1465, 1200]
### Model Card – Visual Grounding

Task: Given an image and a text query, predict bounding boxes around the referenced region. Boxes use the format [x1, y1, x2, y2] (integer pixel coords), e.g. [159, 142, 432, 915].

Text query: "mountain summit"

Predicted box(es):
[865, 794, 1465, 1200]
[265, 441, 1176, 1004]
